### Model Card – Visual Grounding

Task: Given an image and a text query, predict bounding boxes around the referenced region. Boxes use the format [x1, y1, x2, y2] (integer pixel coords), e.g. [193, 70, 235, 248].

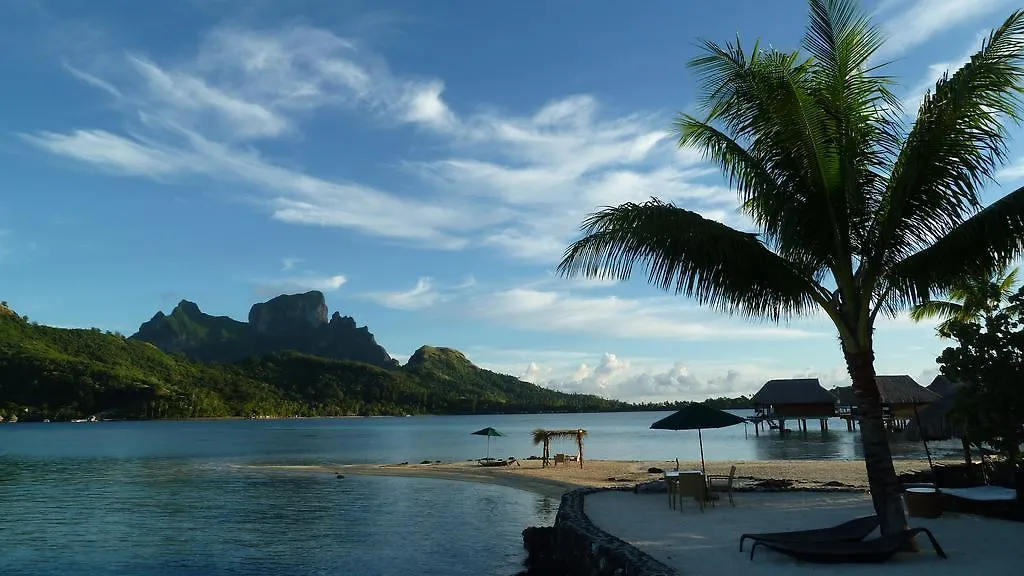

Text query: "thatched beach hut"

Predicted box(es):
[531, 428, 586, 468]
[750, 378, 838, 433]
[926, 374, 968, 398]
[834, 375, 940, 431]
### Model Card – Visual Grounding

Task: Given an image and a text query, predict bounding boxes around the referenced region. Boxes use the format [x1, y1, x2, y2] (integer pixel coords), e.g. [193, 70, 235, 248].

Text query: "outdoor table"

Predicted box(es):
[904, 487, 943, 518]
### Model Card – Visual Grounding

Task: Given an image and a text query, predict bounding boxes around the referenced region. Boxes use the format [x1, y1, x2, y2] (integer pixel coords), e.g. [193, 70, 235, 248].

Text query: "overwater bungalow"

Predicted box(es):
[834, 375, 941, 432]
[926, 374, 968, 398]
[749, 378, 838, 435]
[907, 376, 971, 445]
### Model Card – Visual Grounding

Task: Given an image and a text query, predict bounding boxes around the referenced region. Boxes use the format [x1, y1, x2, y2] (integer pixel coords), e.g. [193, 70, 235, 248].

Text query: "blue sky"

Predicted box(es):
[2, 0, 1023, 402]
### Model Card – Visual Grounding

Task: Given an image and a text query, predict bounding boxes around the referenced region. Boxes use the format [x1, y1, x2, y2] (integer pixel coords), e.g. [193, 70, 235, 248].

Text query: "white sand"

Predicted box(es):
[585, 491, 1024, 575]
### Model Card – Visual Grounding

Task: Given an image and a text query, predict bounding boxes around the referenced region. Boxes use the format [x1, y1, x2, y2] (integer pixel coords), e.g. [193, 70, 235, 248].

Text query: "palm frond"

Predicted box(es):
[879, 184, 1024, 311]
[868, 10, 1024, 281]
[999, 266, 1020, 293]
[908, 299, 965, 322]
[673, 116, 825, 277]
[804, 0, 903, 257]
[556, 199, 831, 321]
[683, 40, 854, 279]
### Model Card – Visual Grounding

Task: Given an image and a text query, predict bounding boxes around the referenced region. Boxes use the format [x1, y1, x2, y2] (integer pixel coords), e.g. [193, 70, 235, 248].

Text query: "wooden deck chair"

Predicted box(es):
[708, 465, 737, 506]
[676, 473, 707, 512]
[665, 475, 681, 509]
[553, 453, 567, 467]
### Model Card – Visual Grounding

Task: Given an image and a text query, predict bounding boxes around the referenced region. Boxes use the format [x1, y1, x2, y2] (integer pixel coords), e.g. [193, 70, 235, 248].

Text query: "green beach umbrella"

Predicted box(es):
[471, 427, 505, 459]
[650, 405, 746, 475]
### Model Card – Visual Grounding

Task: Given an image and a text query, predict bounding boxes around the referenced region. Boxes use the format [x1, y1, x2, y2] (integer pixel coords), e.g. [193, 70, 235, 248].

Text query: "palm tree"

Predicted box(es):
[557, 0, 1024, 536]
[910, 266, 1021, 336]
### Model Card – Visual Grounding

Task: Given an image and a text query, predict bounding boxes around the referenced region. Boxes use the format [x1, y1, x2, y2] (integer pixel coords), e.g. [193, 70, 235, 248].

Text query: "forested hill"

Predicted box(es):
[0, 303, 629, 420]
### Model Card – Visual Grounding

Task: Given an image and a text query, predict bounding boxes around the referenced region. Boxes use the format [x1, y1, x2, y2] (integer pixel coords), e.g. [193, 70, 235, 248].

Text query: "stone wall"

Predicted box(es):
[520, 488, 678, 576]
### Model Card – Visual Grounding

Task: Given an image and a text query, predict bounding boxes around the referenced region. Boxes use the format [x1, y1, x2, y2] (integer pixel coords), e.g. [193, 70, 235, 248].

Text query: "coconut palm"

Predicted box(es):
[557, 0, 1024, 536]
[910, 266, 1022, 337]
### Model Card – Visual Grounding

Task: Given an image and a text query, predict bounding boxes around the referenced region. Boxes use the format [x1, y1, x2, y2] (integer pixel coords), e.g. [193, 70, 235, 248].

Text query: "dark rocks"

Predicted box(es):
[336, 474, 345, 479]
[647, 467, 664, 474]
[751, 479, 794, 490]
[522, 488, 678, 576]
[517, 526, 569, 575]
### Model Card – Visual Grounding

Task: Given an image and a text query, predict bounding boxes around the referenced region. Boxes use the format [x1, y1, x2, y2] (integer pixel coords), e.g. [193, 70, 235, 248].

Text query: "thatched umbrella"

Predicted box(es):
[531, 428, 587, 468]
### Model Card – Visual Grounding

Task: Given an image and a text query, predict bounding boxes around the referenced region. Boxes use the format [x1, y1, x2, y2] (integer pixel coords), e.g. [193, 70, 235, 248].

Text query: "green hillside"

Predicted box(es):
[0, 305, 627, 420]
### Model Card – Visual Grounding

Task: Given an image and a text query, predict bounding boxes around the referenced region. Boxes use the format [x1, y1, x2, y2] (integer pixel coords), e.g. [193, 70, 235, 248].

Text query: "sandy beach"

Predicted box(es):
[252, 457, 958, 499]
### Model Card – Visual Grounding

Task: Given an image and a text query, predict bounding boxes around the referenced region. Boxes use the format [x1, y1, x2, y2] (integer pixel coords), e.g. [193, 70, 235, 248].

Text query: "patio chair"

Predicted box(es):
[553, 453, 567, 467]
[739, 515, 879, 552]
[707, 465, 736, 507]
[749, 527, 946, 563]
[676, 472, 710, 512]
[665, 474, 681, 510]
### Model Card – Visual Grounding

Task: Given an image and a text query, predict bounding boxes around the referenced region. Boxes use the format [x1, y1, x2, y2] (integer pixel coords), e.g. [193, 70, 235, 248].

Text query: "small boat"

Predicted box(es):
[477, 458, 518, 468]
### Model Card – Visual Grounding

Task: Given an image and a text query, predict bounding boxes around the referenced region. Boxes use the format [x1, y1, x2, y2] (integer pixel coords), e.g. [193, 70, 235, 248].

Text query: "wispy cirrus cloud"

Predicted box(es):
[900, 30, 989, 116]
[365, 277, 441, 310]
[21, 23, 730, 263]
[252, 274, 347, 297]
[873, 0, 1011, 61]
[465, 287, 822, 342]
[1000, 161, 1024, 182]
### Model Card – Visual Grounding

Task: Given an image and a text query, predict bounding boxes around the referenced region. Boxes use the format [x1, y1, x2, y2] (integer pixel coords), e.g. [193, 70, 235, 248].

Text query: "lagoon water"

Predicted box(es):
[0, 411, 959, 575]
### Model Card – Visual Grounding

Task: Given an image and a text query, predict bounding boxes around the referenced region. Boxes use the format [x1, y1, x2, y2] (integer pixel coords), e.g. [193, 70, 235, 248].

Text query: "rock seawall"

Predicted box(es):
[519, 488, 677, 576]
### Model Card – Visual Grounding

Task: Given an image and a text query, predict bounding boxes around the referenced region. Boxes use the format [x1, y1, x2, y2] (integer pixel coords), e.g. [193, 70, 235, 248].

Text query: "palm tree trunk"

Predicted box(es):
[843, 346, 912, 541]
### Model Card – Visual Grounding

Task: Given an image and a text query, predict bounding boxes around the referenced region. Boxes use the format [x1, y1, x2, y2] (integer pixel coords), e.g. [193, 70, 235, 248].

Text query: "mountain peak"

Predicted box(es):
[172, 300, 203, 316]
[406, 345, 473, 370]
[248, 291, 328, 333]
[132, 291, 396, 368]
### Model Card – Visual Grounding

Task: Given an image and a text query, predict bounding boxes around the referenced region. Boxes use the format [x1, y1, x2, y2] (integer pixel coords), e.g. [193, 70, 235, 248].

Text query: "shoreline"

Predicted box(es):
[246, 458, 957, 500]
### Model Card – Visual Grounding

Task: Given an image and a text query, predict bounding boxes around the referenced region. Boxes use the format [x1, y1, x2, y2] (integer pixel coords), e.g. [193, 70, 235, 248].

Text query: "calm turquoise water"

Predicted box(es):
[0, 411, 960, 574]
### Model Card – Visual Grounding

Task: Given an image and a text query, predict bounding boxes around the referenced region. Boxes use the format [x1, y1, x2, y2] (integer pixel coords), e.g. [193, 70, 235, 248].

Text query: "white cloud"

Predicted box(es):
[500, 352, 856, 403]
[489, 349, 939, 403]
[253, 274, 347, 297]
[23, 24, 731, 262]
[466, 287, 822, 341]
[901, 30, 990, 116]
[281, 257, 301, 271]
[874, 0, 1010, 61]
[365, 277, 441, 310]
[21, 129, 186, 177]
[1000, 160, 1024, 182]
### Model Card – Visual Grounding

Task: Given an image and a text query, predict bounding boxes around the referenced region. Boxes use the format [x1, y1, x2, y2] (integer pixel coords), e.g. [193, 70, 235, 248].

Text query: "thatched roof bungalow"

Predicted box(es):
[751, 378, 838, 418]
[907, 377, 971, 442]
[834, 375, 940, 417]
[926, 375, 968, 398]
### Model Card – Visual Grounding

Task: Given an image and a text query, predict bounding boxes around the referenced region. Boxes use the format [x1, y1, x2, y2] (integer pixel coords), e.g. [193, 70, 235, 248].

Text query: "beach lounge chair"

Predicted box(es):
[707, 465, 736, 507]
[739, 515, 879, 552]
[553, 453, 567, 467]
[749, 527, 947, 563]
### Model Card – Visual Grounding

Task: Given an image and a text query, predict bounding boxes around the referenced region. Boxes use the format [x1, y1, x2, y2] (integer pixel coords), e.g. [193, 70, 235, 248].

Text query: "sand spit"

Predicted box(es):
[247, 458, 959, 499]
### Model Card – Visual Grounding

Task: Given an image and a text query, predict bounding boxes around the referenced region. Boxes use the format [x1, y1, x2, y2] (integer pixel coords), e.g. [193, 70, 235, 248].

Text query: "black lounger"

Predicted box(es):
[749, 527, 947, 563]
[738, 515, 879, 552]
